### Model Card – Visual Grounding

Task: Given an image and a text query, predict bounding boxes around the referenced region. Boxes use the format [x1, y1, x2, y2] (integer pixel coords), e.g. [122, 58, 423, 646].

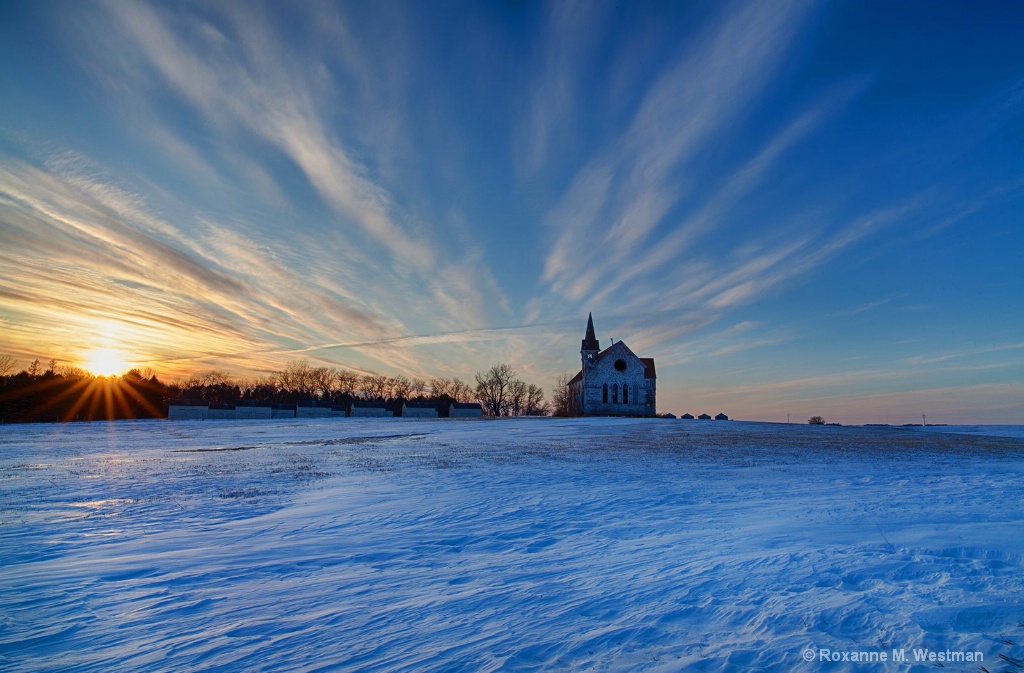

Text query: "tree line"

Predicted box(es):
[0, 354, 551, 423]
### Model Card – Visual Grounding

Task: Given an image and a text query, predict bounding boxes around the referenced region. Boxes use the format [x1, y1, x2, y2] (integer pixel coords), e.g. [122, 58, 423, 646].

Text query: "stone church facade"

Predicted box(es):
[567, 314, 656, 416]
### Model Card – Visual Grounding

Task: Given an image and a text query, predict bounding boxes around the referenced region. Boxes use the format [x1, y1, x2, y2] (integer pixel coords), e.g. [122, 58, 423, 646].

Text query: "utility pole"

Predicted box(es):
[787, 413, 790, 424]
[922, 414, 926, 427]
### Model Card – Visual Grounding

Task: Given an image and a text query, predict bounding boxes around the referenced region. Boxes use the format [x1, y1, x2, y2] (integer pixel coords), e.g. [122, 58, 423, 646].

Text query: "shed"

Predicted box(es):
[167, 398, 209, 421]
[234, 400, 273, 420]
[715, 412, 730, 421]
[296, 400, 334, 418]
[271, 403, 296, 419]
[351, 400, 392, 417]
[402, 401, 438, 418]
[207, 403, 237, 420]
[451, 402, 484, 418]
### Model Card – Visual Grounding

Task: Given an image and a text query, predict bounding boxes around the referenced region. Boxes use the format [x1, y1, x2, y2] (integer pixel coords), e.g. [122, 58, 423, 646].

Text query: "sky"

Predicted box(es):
[1, 0, 1022, 424]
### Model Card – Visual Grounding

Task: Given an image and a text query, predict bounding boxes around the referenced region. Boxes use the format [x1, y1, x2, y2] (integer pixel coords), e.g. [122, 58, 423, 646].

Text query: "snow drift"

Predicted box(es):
[2, 418, 1022, 672]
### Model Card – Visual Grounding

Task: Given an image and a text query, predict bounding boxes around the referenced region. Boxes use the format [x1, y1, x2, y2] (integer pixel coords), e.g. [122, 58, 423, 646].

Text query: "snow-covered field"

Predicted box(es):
[2, 418, 1023, 672]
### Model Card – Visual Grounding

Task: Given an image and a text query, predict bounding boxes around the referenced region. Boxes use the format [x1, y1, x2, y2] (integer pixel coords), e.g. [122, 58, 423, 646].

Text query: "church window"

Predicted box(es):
[623, 384, 628, 404]
[602, 384, 608, 403]
[612, 383, 618, 403]
[614, 359, 627, 372]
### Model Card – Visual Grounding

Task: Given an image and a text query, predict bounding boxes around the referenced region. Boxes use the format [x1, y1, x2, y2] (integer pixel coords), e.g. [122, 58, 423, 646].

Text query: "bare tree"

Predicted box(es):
[450, 378, 472, 402]
[508, 379, 527, 417]
[236, 377, 262, 398]
[310, 366, 338, 399]
[551, 370, 575, 417]
[336, 369, 359, 396]
[360, 374, 389, 400]
[523, 384, 548, 416]
[808, 415, 825, 425]
[278, 360, 315, 397]
[27, 359, 41, 377]
[430, 377, 452, 398]
[202, 370, 232, 386]
[389, 374, 413, 400]
[56, 365, 91, 380]
[0, 353, 15, 377]
[475, 364, 516, 416]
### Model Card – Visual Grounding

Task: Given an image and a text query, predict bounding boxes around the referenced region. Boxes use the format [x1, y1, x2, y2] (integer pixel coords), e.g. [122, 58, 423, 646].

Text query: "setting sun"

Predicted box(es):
[83, 348, 130, 377]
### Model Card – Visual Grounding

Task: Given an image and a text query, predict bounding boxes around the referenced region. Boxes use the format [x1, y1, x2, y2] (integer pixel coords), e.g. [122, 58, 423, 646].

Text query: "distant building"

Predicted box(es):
[681, 413, 695, 420]
[350, 400, 392, 417]
[402, 401, 438, 418]
[698, 413, 712, 420]
[662, 412, 677, 419]
[168, 398, 209, 421]
[296, 400, 336, 418]
[715, 412, 730, 421]
[567, 313, 656, 416]
[234, 400, 273, 419]
[171, 400, 275, 421]
[207, 403, 236, 420]
[271, 403, 296, 419]
[450, 402, 484, 418]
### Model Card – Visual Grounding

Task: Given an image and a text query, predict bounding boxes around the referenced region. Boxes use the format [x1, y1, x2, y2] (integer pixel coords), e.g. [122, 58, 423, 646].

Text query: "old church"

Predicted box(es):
[568, 313, 656, 416]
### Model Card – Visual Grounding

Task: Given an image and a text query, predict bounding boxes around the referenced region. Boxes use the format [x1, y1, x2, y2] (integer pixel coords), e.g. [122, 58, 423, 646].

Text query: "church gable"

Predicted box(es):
[593, 341, 645, 377]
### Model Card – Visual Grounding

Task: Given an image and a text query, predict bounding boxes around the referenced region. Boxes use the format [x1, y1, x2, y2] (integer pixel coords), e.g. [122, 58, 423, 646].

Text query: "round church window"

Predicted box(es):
[614, 359, 627, 372]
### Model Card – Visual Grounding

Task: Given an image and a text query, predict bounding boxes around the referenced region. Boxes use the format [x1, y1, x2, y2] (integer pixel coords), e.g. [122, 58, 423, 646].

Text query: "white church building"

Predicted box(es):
[568, 313, 656, 416]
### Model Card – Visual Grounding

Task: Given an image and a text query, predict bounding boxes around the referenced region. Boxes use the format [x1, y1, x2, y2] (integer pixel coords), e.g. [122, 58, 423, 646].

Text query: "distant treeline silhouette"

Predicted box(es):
[0, 356, 547, 423]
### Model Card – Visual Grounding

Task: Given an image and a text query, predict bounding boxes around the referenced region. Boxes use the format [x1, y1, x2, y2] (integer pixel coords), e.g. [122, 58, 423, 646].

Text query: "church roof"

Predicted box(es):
[581, 312, 600, 351]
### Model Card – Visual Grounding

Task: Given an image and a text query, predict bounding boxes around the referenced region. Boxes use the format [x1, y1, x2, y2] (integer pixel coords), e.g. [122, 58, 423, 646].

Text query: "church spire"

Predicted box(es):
[581, 312, 600, 353]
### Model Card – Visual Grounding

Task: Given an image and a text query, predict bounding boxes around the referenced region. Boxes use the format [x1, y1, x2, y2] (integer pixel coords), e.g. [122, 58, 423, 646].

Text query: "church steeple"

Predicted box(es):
[581, 312, 600, 367]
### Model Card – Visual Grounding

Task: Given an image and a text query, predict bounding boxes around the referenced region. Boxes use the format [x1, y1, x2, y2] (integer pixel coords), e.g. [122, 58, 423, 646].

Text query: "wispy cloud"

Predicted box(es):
[520, 0, 610, 176]
[99, 0, 435, 271]
[13, 0, 520, 375]
[541, 0, 817, 303]
[904, 342, 1024, 366]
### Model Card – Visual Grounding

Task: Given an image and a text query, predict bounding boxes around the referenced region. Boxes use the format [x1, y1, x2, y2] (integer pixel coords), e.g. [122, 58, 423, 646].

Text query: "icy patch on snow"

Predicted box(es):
[1, 418, 1022, 672]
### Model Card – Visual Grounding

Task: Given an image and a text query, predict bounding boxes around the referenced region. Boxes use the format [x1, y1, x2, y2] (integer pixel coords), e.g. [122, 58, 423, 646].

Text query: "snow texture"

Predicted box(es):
[2, 418, 1023, 672]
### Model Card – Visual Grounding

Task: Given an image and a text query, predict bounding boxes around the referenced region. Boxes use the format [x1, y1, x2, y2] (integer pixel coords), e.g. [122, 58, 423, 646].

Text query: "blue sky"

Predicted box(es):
[1, 0, 1022, 423]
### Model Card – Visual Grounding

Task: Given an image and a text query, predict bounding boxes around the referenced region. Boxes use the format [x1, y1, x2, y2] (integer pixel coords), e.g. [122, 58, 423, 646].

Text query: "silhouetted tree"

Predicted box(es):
[0, 353, 15, 377]
[522, 384, 548, 416]
[277, 360, 315, 398]
[389, 375, 413, 400]
[475, 364, 516, 416]
[360, 374, 389, 400]
[551, 370, 575, 417]
[310, 367, 338, 399]
[449, 378, 472, 403]
[336, 369, 359, 397]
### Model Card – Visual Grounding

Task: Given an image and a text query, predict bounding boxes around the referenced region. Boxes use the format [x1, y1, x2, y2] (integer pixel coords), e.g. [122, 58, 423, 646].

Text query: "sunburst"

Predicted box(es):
[82, 348, 130, 377]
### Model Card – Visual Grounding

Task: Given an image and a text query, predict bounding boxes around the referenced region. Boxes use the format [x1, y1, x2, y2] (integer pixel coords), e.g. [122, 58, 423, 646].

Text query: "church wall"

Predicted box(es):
[579, 342, 656, 416]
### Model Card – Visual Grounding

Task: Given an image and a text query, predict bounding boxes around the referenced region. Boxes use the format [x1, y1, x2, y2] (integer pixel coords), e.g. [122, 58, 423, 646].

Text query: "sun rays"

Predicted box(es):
[12, 371, 166, 423]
